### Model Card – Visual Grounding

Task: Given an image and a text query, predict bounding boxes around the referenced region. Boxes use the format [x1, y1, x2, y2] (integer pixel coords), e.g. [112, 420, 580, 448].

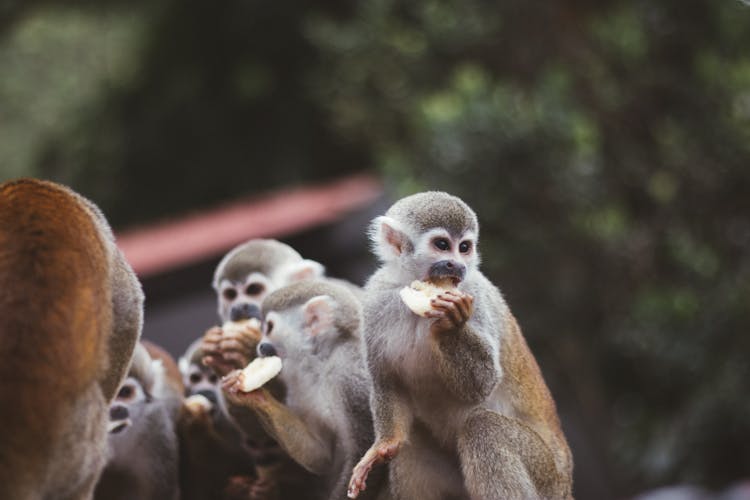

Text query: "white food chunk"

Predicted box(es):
[222, 317, 261, 336]
[184, 394, 213, 412]
[239, 356, 282, 392]
[399, 280, 455, 317]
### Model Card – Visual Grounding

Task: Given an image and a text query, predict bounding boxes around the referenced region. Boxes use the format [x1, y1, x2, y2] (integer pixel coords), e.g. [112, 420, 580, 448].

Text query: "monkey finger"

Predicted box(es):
[438, 293, 473, 322]
[424, 309, 448, 320]
[219, 337, 257, 353]
[222, 351, 251, 369]
[430, 298, 462, 325]
[203, 329, 224, 342]
[201, 341, 222, 356]
[220, 370, 242, 391]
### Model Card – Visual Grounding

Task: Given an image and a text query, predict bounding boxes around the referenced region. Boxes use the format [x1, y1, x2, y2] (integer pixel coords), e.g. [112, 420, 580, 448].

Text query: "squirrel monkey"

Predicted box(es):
[348, 191, 573, 500]
[0, 179, 143, 500]
[180, 239, 326, 499]
[94, 341, 183, 500]
[222, 280, 388, 500]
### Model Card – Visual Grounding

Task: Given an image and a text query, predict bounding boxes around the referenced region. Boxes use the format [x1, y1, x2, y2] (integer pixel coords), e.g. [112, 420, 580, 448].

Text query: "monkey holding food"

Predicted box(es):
[348, 191, 574, 500]
[222, 280, 388, 500]
[180, 239, 327, 499]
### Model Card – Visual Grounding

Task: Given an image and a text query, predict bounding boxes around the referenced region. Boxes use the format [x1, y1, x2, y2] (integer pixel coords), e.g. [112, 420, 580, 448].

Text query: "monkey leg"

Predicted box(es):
[387, 424, 467, 500]
[348, 438, 401, 498]
[458, 409, 565, 500]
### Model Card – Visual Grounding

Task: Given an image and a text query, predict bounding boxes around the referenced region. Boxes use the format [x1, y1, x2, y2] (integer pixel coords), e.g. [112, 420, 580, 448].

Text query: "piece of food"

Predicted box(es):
[222, 317, 261, 337]
[399, 280, 455, 317]
[184, 394, 213, 412]
[239, 356, 282, 392]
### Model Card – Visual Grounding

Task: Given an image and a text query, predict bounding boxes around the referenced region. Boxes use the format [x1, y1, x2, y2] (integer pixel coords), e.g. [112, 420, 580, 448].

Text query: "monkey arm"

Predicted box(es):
[427, 291, 500, 403]
[431, 324, 500, 402]
[223, 375, 332, 475]
[348, 374, 410, 498]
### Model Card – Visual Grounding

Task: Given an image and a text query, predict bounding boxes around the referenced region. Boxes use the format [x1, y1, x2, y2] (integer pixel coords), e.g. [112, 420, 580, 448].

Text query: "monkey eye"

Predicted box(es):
[433, 238, 451, 251]
[245, 283, 265, 296]
[117, 384, 135, 400]
[189, 373, 202, 385]
[459, 241, 472, 254]
[222, 288, 238, 301]
[266, 320, 274, 335]
[208, 374, 219, 384]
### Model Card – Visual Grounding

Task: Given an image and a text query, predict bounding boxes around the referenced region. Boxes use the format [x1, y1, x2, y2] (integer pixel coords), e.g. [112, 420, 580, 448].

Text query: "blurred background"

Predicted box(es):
[1, 0, 749, 498]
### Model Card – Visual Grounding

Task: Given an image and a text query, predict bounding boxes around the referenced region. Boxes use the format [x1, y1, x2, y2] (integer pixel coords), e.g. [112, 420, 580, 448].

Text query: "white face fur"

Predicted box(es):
[415, 227, 478, 280]
[217, 272, 273, 321]
[216, 260, 325, 322]
[376, 215, 479, 284]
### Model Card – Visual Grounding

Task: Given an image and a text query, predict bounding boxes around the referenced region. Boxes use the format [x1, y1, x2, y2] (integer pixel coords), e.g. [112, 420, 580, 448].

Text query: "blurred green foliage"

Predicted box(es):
[2, 0, 750, 497]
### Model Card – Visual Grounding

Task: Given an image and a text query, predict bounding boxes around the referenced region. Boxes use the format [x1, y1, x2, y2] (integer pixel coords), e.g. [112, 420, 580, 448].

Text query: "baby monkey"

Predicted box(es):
[223, 280, 386, 500]
[348, 192, 573, 500]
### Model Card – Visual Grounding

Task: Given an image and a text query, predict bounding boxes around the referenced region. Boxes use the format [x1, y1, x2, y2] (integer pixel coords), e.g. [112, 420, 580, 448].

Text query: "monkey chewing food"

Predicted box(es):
[238, 356, 282, 392]
[184, 394, 213, 412]
[399, 279, 456, 317]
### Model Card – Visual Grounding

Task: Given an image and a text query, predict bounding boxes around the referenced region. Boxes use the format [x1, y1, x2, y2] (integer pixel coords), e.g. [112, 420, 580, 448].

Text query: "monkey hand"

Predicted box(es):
[221, 370, 271, 409]
[347, 438, 402, 498]
[219, 322, 261, 366]
[201, 326, 235, 376]
[202, 324, 259, 376]
[425, 289, 475, 335]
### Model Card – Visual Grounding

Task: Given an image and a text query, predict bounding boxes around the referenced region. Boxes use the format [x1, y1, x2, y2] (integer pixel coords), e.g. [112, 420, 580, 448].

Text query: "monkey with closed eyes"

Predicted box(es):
[222, 280, 387, 500]
[0, 178, 143, 500]
[347, 191, 573, 500]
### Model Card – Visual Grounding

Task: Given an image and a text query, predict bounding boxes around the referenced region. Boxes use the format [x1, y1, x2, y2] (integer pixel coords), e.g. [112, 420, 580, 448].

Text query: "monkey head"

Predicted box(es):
[107, 342, 179, 437]
[369, 192, 480, 286]
[256, 280, 361, 365]
[179, 338, 222, 407]
[212, 239, 325, 323]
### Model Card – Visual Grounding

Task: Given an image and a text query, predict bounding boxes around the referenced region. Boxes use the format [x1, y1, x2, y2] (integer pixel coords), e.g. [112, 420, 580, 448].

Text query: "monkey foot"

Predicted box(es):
[347, 439, 401, 498]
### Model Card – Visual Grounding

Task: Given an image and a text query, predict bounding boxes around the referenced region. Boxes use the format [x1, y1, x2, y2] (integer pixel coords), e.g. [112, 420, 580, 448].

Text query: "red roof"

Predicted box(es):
[116, 173, 383, 277]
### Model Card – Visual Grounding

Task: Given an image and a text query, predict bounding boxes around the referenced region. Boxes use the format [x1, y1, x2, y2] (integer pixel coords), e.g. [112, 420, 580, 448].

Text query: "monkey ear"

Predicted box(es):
[370, 216, 411, 261]
[281, 259, 325, 284]
[302, 295, 336, 337]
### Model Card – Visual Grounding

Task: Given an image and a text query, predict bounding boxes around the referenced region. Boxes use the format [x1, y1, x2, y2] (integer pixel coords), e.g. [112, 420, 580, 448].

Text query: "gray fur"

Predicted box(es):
[254, 280, 386, 499]
[95, 343, 181, 500]
[358, 191, 573, 500]
[213, 239, 302, 287]
[382, 192, 478, 240]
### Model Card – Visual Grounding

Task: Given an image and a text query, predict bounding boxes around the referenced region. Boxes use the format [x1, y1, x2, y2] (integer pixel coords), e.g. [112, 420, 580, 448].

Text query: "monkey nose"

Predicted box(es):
[109, 404, 129, 421]
[230, 302, 261, 322]
[258, 342, 278, 358]
[429, 260, 466, 282]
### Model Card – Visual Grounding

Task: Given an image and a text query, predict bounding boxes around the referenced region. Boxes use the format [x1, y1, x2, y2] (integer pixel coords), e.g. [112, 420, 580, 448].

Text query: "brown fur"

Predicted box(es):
[351, 191, 572, 500]
[0, 178, 143, 500]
